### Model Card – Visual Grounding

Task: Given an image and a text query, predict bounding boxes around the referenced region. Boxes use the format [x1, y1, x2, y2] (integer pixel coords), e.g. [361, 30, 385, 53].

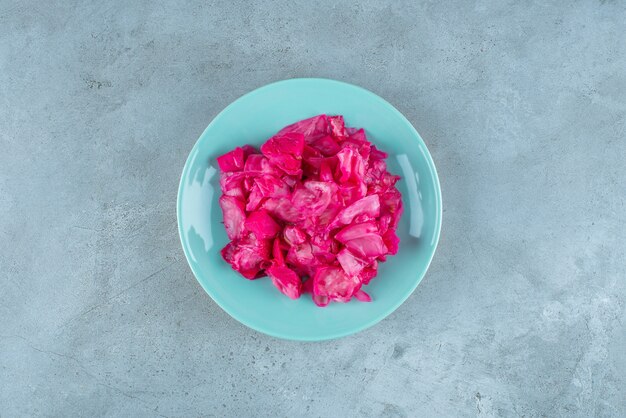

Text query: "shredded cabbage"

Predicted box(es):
[216, 115, 403, 305]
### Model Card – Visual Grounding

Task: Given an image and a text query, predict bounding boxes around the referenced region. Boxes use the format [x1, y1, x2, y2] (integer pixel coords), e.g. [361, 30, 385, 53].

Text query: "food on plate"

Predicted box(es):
[216, 115, 402, 306]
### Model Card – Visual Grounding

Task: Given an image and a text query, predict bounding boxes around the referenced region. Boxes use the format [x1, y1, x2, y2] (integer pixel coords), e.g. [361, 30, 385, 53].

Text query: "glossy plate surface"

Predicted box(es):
[177, 78, 442, 341]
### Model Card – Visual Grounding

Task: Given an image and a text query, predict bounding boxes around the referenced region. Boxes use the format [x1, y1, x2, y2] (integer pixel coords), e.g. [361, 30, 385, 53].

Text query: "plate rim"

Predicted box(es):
[177, 77, 443, 341]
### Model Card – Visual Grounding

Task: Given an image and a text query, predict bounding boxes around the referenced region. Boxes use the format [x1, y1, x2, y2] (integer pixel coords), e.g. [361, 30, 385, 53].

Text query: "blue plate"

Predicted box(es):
[177, 78, 442, 341]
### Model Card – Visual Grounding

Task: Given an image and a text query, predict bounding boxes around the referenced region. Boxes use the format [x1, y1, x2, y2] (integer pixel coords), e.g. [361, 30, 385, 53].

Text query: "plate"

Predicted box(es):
[177, 78, 442, 341]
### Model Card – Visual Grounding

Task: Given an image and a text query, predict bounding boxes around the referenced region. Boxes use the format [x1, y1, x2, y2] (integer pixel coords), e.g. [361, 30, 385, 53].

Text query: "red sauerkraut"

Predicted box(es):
[216, 115, 402, 306]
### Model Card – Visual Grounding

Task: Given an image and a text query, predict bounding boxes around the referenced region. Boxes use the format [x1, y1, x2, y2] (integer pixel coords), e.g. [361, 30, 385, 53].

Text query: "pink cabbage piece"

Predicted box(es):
[353, 289, 372, 302]
[260, 132, 305, 176]
[217, 145, 257, 172]
[359, 261, 378, 285]
[216, 114, 403, 305]
[312, 266, 362, 305]
[278, 114, 329, 138]
[244, 154, 279, 175]
[219, 172, 246, 199]
[219, 195, 246, 240]
[262, 197, 303, 223]
[286, 242, 316, 276]
[291, 181, 332, 216]
[328, 115, 347, 139]
[245, 210, 280, 240]
[339, 232, 388, 259]
[283, 226, 307, 246]
[267, 265, 302, 299]
[330, 194, 380, 228]
[217, 147, 245, 172]
[221, 233, 271, 279]
[336, 248, 367, 277]
[335, 148, 365, 184]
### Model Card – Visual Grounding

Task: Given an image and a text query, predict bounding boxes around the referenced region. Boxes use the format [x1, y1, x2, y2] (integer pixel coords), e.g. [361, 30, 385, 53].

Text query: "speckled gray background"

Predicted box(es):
[1, 1, 625, 417]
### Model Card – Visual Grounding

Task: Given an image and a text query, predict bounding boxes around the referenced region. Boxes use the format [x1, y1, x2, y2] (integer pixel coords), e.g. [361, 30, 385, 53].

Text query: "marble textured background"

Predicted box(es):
[1, 1, 625, 416]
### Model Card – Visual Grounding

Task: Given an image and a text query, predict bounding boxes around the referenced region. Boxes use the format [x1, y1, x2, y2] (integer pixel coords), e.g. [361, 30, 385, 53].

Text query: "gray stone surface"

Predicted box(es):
[1, 0, 625, 416]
